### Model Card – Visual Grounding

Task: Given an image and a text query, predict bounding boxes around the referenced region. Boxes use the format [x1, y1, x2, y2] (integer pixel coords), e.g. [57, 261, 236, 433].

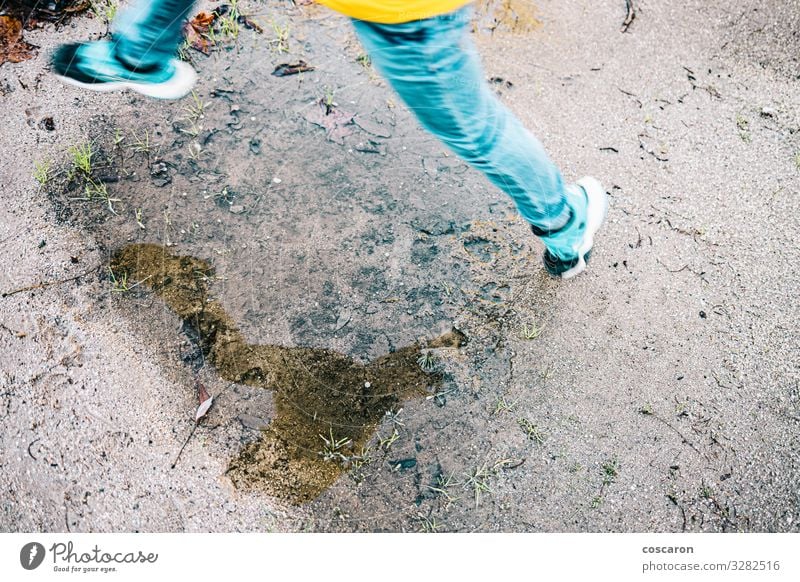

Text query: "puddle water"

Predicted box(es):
[475, 0, 541, 34]
[110, 243, 465, 504]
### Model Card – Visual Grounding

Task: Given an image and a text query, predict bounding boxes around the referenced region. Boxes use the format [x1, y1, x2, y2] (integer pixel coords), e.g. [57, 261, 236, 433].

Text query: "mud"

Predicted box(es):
[111, 243, 465, 504]
[476, 0, 541, 34]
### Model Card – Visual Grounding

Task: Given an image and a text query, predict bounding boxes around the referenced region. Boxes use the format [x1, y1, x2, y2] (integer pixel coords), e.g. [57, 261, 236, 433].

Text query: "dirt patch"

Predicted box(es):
[720, 0, 800, 79]
[110, 243, 465, 504]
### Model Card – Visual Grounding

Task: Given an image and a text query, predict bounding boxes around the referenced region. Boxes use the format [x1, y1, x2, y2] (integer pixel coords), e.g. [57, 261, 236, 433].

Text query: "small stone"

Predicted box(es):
[150, 161, 168, 175]
[238, 414, 269, 430]
[39, 117, 56, 131]
[229, 205, 245, 214]
[390, 458, 416, 470]
[760, 106, 778, 118]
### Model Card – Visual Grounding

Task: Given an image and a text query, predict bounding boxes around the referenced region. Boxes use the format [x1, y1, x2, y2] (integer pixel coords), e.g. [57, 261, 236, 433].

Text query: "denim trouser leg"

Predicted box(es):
[351, 7, 573, 234]
[113, 0, 196, 69]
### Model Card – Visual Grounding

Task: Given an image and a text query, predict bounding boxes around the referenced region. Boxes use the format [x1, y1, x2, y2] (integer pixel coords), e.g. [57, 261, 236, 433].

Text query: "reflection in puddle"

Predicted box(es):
[111, 243, 465, 504]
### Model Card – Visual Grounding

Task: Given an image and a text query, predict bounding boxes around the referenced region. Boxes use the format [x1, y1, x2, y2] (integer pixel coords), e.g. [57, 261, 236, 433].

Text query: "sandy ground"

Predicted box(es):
[1, 0, 798, 532]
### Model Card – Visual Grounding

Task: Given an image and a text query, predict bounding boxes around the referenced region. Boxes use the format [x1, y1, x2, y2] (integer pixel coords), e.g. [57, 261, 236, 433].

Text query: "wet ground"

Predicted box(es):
[1, 0, 798, 532]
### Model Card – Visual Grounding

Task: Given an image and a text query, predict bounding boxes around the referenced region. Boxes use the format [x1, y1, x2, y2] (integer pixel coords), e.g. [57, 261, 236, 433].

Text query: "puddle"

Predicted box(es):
[110, 243, 465, 504]
[475, 0, 541, 35]
[37, 2, 540, 514]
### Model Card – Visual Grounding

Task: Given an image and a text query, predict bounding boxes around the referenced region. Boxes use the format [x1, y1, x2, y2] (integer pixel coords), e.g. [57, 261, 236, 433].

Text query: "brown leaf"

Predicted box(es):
[0, 15, 38, 66]
[183, 11, 217, 55]
[195, 379, 213, 422]
[192, 11, 216, 29]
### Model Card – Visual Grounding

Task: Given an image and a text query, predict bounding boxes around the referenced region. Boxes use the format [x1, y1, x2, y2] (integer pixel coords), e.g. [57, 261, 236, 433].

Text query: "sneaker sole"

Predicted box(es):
[559, 176, 609, 279]
[55, 60, 197, 100]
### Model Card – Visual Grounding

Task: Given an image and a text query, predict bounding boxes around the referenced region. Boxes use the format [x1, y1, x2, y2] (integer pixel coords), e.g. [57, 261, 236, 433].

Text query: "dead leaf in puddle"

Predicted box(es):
[0, 15, 38, 66]
[333, 307, 351, 331]
[304, 99, 354, 145]
[238, 414, 269, 430]
[195, 380, 214, 422]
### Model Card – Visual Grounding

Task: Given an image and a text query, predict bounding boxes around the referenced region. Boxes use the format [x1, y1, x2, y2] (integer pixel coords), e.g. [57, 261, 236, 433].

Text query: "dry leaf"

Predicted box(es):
[0, 15, 38, 66]
[193, 11, 216, 28]
[195, 380, 213, 422]
[272, 60, 315, 77]
[183, 11, 216, 55]
[182, 7, 261, 55]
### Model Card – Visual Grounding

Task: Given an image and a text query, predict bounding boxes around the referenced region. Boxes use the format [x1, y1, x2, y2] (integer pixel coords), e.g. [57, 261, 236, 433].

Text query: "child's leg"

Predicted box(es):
[51, 0, 197, 99]
[113, 0, 197, 69]
[351, 6, 583, 242]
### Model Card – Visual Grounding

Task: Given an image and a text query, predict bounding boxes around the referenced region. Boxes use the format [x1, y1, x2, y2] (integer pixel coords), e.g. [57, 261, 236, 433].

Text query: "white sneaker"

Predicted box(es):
[52, 41, 197, 100]
[540, 177, 609, 279]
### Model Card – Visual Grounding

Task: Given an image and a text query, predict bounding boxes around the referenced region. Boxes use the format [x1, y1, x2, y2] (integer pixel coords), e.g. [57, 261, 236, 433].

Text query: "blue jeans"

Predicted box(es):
[351, 5, 578, 238]
[113, 0, 195, 69]
[111, 1, 578, 251]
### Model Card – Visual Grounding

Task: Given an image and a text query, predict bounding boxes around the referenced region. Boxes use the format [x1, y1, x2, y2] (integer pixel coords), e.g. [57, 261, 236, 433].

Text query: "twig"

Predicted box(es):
[172, 378, 216, 468]
[621, 0, 636, 33]
[640, 408, 703, 456]
[27, 438, 41, 460]
[1, 264, 101, 298]
[658, 261, 689, 273]
[172, 424, 198, 469]
[0, 322, 25, 337]
[618, 87, 643, 108]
